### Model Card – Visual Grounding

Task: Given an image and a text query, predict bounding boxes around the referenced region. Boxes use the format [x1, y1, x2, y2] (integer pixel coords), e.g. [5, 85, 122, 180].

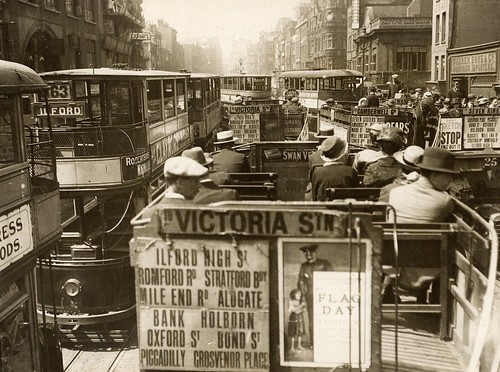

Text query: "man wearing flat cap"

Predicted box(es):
[297, 244, 333, 349]
[140, 156, 208, 219]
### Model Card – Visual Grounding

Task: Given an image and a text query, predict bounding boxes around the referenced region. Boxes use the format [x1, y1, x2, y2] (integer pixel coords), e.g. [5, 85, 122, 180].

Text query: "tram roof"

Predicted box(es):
[0, 59, 48, 93]
[280, 69, 363, 79]
[40, 67, 190, 80]
[190, 73, 221, 79]
[222, 74, 272, 78]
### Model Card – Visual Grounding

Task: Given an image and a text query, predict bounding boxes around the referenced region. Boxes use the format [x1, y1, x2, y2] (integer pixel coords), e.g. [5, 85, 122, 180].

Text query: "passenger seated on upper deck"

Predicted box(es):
[378, 145, 424, 202]
[311, 136, 356, 201]
[356, 127, 405, 187]
[388, 147, 458, 223]
[140, 157, 208, 219]
[304, 123, 335, 201]
[211, 130, 250, 173]
[366, 86, 380, 107]
[182, 147, 238, 204]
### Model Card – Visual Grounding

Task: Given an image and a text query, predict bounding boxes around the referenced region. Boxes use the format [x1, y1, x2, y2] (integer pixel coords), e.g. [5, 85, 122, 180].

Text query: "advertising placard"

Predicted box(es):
[439, 117, 463, 150]
[135, 238, 270, 371]
[349, 115, 385, 147]
[0, 205, 33, 272]
[283, 112, 304, 139]
[278, 237, 371, 369]
[463, 116, 500, 149]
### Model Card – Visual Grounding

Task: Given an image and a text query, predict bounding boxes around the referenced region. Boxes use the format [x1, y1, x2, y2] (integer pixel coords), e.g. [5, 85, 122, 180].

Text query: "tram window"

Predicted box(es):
[146, 80, 162, 123]
[108, 82, 130, 125]
[163, 79, 175, 119]
[176, 79, 186, 114]
[0, 95, 18, 166]
[254, 78, 266, 91]
[306, 78, 317, 90]
[245, 77, 252, 91]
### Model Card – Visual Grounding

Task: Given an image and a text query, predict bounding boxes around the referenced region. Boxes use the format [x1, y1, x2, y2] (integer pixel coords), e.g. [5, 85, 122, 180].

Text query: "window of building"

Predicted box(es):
[441, 12, 446, 43]
[434, 56, 439, 81]
[435, 14, 440, 44]
[396, 47, 427, 71]
[326, 34, 334, 49]
[440, 55, 446, 81]
[86, 39, 96, 66]
[371, 53, 377, 71]
[45, 0, 60, 10]
[84, 0, 95, 22]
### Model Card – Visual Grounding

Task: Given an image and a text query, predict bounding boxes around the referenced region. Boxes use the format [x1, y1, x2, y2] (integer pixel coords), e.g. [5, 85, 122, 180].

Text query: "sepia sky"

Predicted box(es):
[142, 0, 304, 56]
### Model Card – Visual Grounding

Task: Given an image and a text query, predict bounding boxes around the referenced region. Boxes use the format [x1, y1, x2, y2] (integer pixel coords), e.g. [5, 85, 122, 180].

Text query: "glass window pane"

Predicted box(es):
[176, 80, 186, 113]
[0, 95, 17, 165]
[147, 80, 162, 123]
[163, 79, 175, 119]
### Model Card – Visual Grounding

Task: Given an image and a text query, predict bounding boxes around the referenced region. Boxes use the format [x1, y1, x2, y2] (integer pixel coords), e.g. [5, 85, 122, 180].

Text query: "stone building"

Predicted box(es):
[0, 0, 144, 72]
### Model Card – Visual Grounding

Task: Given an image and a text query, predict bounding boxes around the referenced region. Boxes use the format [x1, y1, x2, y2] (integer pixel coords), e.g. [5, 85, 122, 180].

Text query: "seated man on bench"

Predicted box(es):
[384, 147, 459, 303]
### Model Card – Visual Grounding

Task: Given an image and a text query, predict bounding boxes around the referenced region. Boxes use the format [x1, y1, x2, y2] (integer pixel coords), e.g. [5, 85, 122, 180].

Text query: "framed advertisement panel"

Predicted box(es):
[277, 237, 372, 370]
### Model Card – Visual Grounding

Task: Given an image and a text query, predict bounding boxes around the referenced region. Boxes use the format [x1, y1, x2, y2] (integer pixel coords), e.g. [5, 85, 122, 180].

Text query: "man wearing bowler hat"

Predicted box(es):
[388, 147, 458, 223]
[297, 244, 333, 349]
[212, 130, 250, 173]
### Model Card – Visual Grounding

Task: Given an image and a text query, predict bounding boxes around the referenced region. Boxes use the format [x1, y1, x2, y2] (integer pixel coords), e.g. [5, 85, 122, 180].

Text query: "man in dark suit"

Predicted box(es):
[366, 86, 380, 107]
[446, 79, 465, 102]
[311, 135, 356, 201]
[212, 130, 250, 173]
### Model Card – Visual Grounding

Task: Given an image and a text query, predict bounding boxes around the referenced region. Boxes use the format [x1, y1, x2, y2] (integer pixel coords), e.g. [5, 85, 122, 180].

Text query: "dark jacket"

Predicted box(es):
[312, 163, 357, 201]
[212, 148, 250, 173]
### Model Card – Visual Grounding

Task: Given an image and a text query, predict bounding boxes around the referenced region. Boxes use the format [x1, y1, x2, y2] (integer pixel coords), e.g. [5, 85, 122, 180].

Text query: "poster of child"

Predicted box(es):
[287, 288, 306, 354]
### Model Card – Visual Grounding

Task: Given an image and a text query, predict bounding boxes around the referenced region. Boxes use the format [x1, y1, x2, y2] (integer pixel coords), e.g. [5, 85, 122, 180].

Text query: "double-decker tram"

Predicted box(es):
[278, 69, 363, 137]
[221, 74, 273, 103]
[0, 60, 61, 370]
[188, 73, 222, 151]
[33, 67, 194, 340]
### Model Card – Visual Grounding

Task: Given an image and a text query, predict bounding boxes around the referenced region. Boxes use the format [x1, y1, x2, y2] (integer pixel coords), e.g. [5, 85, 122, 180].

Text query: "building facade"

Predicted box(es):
[0, 0, 144, 72]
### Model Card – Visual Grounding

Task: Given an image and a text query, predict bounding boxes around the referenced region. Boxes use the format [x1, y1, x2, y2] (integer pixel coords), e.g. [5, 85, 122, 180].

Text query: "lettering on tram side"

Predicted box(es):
[0, 205, 33, 272]
[261, 147, 315, 162]
[229, 113, 260, 143]
[278, 238, 372, 369]
[463, 115, 500, 149]
[150, 126, 191, 170]
[121, 152, 151, 181]
[136, 239, 270, 371]
[439, 117, 463, 150]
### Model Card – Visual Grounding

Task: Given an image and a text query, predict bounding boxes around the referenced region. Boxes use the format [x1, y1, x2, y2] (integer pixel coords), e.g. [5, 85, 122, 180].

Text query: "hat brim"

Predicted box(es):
[214, 137, 238, 145]
[394, 151, 418, 170]
[204, 158, 214, 166]
[416, 162, 459, 174]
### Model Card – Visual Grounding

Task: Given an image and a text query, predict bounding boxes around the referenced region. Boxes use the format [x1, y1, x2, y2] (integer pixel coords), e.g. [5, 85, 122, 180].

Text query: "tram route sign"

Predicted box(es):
[463, 115, 500, 149]
[33, 101, 85, 118]
[133, 237, 270, 371]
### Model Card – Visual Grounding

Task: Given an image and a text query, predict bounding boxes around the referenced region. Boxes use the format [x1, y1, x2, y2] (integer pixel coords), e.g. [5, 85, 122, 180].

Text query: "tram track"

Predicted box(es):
[62, 324, 139, 372]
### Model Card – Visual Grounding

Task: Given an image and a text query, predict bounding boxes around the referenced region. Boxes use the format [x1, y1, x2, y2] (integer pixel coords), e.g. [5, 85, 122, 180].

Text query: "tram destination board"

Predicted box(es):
[131, 204, 381, 371]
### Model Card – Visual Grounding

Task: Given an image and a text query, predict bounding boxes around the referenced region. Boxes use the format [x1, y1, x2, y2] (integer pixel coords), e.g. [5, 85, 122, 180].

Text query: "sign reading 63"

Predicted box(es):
[47, 83, 72, 100]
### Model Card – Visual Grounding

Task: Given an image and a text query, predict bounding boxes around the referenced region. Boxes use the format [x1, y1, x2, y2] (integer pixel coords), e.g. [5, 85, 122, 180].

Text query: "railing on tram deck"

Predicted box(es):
[35, 123, 148, 158]
[25, 127, 58, 193]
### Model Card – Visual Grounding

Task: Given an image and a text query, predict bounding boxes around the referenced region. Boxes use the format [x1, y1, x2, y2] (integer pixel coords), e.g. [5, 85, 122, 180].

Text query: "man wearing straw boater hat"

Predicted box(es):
[212, 130, 250, 173]
[388, 147, 459, 223]
[311, 135, 356, 201]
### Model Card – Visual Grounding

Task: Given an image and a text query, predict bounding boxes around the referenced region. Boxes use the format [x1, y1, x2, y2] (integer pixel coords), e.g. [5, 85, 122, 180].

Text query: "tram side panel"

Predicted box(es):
[130, 204, 383, 372]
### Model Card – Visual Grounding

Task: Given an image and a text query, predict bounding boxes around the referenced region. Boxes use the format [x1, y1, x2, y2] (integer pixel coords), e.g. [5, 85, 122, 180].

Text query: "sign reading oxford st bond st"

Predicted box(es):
[132, 206, 353, 371]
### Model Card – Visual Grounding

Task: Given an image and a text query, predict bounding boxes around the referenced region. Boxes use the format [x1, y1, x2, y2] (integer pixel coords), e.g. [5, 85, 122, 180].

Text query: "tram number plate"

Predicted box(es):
[484, 157, 499, 168]
[47, 83, 72, 100]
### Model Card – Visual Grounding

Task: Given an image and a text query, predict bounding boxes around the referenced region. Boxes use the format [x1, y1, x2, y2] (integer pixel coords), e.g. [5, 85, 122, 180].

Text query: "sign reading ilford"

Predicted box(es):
[33, 102, 85, 118]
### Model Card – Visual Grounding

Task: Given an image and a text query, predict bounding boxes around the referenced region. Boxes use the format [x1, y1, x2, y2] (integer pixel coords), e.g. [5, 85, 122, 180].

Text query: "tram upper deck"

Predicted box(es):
[221, 74, 273, 102]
